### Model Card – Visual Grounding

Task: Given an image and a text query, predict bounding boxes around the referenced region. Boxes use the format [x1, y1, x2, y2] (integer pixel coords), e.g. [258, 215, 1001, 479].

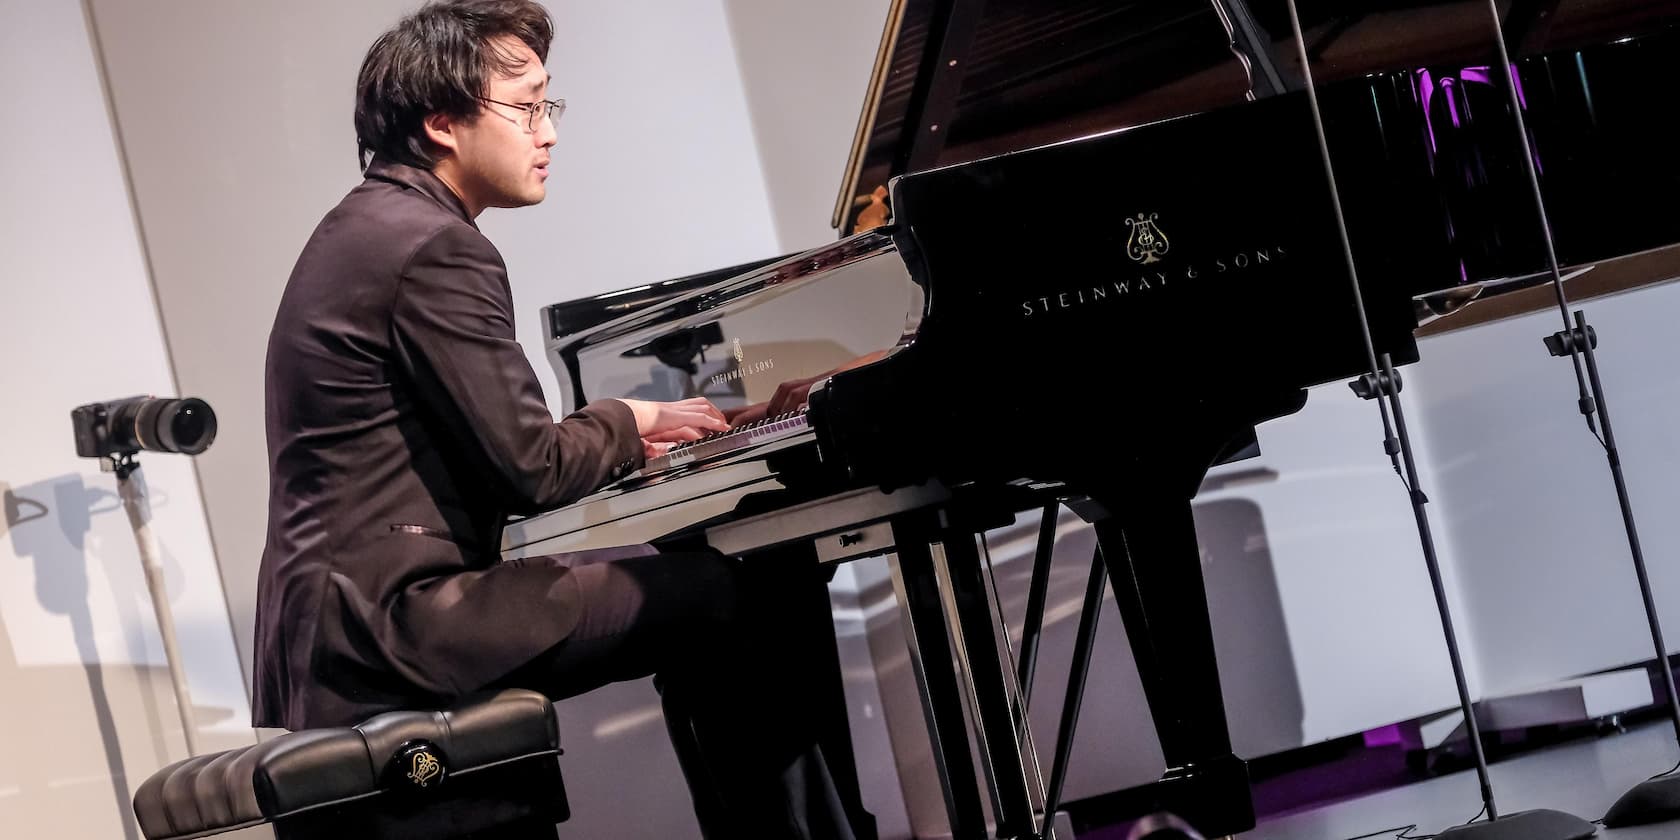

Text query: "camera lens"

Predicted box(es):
[161, 398, 216, 454]
[113, 397, 218, 455]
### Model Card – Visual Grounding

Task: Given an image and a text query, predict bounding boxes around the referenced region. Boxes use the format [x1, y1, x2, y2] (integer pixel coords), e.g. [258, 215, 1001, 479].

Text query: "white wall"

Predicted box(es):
[723, 0, 893, 252]
[0, 0, 253, 837]
[1411, 276, 1680, 698]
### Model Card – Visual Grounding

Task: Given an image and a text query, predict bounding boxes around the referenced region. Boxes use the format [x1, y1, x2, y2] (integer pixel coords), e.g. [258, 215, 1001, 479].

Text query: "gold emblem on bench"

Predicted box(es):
[407, 750, 442, 787]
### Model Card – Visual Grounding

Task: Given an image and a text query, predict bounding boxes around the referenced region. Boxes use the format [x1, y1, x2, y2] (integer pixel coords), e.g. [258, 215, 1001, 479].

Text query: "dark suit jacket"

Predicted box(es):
[252, 157, 643, 730]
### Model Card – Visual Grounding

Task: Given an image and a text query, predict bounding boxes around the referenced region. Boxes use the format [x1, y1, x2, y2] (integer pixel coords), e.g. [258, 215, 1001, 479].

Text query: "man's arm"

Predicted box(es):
[392, 222, 642, 512]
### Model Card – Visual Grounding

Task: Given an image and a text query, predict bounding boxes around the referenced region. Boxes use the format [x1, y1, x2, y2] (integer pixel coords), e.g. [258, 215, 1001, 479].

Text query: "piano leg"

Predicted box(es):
[889, 526, 990, 839]
[1090, 496, 1255, 838]
[935, 531, 1042, 840]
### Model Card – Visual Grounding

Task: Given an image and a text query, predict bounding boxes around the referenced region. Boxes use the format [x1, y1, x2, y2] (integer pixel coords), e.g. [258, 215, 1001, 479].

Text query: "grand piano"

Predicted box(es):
[503, 3, 1680, 837]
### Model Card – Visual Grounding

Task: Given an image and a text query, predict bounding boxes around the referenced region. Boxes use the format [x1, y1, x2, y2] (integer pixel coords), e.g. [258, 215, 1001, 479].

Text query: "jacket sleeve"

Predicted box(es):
[391, 222, 644, 512]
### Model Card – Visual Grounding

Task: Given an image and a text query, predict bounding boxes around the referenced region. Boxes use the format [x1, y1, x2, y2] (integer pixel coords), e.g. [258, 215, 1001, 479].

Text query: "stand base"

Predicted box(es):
[1604, 773, 1680, 828]
[1436, 809, 1597, 840]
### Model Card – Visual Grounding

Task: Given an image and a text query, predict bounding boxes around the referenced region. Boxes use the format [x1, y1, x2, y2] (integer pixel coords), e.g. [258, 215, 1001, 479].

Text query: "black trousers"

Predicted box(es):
[492, 545, 878, 840]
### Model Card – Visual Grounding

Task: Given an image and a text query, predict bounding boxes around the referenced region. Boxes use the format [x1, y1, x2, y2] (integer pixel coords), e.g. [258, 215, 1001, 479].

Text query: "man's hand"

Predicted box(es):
[616, 397, 729, 446]
[724, 375, 820, 426]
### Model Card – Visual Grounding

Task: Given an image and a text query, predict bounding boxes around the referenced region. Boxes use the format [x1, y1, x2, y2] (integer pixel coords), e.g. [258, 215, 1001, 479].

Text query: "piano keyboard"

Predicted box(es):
[642, 409, 811, 477]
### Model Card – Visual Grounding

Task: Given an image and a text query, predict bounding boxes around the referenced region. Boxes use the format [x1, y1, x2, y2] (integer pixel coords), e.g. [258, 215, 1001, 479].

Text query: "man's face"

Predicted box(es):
[443, 37, 556, 213]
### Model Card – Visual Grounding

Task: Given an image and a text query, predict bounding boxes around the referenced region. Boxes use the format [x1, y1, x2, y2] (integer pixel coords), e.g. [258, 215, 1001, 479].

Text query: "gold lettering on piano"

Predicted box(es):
[1125, 212, 1170, 264]
[710, 339, 777, 387]
[1019, 244, 1290, 319]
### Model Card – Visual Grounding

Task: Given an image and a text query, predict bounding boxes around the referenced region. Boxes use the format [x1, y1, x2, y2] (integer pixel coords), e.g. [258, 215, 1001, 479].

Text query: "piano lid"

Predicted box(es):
[832, 0, 1680, 238]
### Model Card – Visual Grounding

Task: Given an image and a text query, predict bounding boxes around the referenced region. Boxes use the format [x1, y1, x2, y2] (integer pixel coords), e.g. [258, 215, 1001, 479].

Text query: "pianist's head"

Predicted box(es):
[354, 0, 559, 217]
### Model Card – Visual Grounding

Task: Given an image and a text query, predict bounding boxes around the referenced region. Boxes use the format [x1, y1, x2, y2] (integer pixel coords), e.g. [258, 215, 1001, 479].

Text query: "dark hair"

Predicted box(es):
[354, 0, 552, 169]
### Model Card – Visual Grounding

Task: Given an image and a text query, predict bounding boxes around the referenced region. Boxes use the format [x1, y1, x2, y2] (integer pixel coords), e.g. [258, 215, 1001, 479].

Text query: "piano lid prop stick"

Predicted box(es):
[1284, 1, 1597, 838]
[1016, 504, 1060, 705]
[1482, 1, 1680, 827]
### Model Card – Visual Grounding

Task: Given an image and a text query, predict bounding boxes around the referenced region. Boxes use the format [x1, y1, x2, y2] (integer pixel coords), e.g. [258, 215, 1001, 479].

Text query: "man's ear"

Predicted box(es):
[423, 112, 460, 156]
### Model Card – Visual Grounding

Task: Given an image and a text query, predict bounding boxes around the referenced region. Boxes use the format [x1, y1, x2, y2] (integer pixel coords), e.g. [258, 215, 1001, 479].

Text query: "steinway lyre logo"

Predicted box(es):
[711, 337, 776, 388]
[407, 750, 442, 787]
[1125, 212, 1169, 264]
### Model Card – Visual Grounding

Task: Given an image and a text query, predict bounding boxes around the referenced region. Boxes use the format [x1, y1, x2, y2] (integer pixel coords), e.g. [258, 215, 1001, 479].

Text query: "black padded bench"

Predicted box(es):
[131, 688, 569, 840]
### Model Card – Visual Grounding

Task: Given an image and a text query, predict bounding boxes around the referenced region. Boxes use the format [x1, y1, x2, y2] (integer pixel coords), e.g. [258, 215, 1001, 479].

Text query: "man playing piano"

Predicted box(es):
[251, 2, 875, 837]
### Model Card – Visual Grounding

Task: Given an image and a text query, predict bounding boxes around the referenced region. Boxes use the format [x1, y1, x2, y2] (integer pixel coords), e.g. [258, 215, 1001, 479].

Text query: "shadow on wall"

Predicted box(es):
[1197, 497, 1306, 760]
[3, 474, 143, 840]
[1, 472, 236, 839]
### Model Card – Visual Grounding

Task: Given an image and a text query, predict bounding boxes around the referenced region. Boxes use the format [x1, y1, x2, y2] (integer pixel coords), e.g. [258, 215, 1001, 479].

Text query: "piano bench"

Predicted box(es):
[131, 688, 569, 840]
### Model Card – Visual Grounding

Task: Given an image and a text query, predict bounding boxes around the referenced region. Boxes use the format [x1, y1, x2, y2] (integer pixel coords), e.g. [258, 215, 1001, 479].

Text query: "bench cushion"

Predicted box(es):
[132, 689, 564, 840]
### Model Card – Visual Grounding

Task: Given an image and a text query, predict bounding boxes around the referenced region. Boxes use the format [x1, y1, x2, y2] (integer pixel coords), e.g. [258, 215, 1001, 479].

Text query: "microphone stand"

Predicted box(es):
[1284, 2, 1595, 836]
[1480, 1, 1680, 827]
[109, 453, 201, 757]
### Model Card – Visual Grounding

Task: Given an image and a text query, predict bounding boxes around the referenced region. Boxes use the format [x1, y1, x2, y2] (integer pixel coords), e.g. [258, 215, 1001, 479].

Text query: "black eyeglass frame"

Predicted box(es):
[476, 96, 566, 132]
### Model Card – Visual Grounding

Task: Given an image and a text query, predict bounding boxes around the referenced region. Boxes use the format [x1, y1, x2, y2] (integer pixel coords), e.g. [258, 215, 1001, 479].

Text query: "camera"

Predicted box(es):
[72, 395, 218, 458]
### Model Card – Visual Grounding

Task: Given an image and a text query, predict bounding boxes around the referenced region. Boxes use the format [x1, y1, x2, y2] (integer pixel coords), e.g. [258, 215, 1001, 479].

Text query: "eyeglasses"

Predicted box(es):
[476, 96, 566, 133]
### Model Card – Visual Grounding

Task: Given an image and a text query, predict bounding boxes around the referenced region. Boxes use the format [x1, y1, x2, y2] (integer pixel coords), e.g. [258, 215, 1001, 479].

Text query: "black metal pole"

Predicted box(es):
[1575, 313, 1680, 742]
[1380, 357, 1496, 819]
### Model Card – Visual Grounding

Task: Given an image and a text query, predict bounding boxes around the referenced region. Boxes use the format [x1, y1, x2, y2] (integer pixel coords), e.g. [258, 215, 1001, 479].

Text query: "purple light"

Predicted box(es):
[1416, 68, 1438, 154]
[1364, 725, 1404, 748]
[1458, 63, 1528, 109]
[1443, 78, 1462, 128]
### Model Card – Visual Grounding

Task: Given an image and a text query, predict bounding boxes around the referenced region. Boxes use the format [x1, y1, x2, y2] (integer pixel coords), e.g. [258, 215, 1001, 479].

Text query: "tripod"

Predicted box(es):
[109, 453, 201, 757]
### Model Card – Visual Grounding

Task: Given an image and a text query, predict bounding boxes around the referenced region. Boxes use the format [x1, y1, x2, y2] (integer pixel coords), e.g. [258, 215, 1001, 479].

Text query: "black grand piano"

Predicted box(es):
[503, 3, 1680, 837]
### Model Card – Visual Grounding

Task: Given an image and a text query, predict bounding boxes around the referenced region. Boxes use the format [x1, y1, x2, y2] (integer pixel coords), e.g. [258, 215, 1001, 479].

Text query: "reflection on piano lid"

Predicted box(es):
[542, 230, 921, 423]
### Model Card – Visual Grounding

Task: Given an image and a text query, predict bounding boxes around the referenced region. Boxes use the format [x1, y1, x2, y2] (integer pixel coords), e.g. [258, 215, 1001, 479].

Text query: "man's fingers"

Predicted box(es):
[680, 409, 729, 431]
[675, 396, 726, 416]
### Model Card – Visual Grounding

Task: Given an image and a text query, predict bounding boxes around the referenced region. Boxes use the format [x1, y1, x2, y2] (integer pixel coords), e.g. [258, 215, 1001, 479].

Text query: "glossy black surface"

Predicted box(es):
[542, 231, 918, 423]
[840, 3, 1680, 286]
[812, 87, 1423, 494]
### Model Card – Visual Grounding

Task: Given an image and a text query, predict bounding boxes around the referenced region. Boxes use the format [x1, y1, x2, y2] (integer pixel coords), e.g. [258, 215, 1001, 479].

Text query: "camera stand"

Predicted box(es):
[1546, 315, 1680, 829]
[108, 452, 201, 756]
[1283, 1, 1595, 835]
[1351, 362, 1597, 840]
[1470, 0, 1680, 826]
